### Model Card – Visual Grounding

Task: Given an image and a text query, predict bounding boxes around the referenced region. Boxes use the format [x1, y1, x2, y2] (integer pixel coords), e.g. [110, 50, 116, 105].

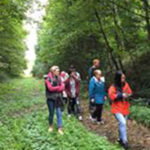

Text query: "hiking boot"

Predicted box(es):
[48, 126, 53, 132]
[122, 142, 130, 150]
[117, 139, 123, 145]
[58, 128, 64, 135]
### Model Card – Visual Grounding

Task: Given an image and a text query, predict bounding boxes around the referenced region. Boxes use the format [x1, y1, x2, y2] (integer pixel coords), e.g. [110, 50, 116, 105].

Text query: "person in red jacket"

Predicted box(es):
[45, 66, 64, 135]
[108, 70, 132, 149]
[65, 68, 82, 121]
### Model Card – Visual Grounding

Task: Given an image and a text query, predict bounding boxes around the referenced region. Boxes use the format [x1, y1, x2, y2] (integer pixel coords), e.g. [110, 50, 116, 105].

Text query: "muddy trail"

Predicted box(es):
[81, 101, 150, 150]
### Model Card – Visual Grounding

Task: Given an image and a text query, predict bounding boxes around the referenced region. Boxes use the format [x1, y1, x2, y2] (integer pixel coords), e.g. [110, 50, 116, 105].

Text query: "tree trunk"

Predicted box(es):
[94, 8, 120, 70]
[143, 0, 150, 41]
[111, 0, 125, 72]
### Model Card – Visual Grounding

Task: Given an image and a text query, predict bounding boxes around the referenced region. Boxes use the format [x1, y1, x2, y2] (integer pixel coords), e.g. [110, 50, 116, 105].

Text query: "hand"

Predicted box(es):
[104, 96, 107, 100]
[91, 98, 95, 103]
[123, 93, 128, 99]
[72, 74, 77, 79]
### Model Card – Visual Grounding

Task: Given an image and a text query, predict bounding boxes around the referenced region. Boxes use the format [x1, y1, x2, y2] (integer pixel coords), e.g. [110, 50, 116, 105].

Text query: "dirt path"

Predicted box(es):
[81, 101, 150, 150]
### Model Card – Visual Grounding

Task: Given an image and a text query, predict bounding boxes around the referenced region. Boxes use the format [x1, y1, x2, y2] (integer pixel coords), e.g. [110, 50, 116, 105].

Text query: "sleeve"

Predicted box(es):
[45, 79, 60, 92]
[64, 79, 71, 97]
[89, 78, 95, 100]
[108, 86, 122, 101]
[57, 77, 65, 92]
[88, 67, 92, 78]
[76, 72, 81, 81]
[126, 82, 132, 95]
[73, 75, 80, 84]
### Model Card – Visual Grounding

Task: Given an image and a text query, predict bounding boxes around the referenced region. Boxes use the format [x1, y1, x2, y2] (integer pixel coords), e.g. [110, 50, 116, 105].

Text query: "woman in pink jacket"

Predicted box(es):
[45, 66, 64, 135]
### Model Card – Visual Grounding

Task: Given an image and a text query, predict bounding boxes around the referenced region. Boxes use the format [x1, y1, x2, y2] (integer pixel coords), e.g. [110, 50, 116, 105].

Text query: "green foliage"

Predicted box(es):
[34, 0, 150, 98]
[0, 78, 123, 150]
[34, 0, 110, 77]
[0, 78, 44, 116]
[34, 0, 150, 79]
[130, 105, 150, 128]
[0, 0, 30, 79]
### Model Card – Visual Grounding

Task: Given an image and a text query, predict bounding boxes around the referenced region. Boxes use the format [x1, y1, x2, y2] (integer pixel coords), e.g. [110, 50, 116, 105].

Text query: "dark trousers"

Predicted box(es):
[92, 104, 103, 121]
[63, 97, 68, 104]
[68, 97, 81, 116]
[89, 101, 96, 114]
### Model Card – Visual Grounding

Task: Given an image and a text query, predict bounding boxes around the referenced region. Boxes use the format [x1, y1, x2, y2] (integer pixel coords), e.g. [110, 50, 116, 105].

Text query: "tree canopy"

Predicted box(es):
[33, 0, 150, 97]
[34, 0, 149, 73]
[0, 0, 30, 79]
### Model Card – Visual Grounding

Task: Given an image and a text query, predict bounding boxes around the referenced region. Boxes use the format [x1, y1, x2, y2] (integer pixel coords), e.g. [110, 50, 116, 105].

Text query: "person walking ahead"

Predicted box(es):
[88, 59, 100, 79]
[45, 66, 64, 135]
[108, 70, 132, 149]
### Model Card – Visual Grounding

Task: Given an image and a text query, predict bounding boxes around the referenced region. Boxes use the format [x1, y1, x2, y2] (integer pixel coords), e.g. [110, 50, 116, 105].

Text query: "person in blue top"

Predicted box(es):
[89, 69, 106, 124]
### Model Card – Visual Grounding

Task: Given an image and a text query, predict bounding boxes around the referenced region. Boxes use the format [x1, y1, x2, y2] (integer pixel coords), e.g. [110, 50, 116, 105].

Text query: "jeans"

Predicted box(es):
[92, 104, 103, 121]
[115, 113, 128, 143]
[47, 99, 62, 128]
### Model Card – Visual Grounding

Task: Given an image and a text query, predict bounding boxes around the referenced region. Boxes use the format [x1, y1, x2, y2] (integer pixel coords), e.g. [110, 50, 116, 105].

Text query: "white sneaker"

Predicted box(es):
[78, 116, 83, 121]
[97, 120, 104, 125]
[58, 128, 64, 135]
[97, 121, 101, 125]
[100, 120, 104, 124]
[89, 115, 92, 120]
[48, 126, 53, 132]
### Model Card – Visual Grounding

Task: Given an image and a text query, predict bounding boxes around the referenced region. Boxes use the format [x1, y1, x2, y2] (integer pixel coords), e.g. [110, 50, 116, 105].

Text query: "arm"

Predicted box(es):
[57, 78, 65, 92]
[72, 75, 80, 83]
[126, 83, 132, 96]
[108, 86, 123, 101]
[64, 79, 71, 97]
[123, 83, 133, 100]
[89, 79, 95, 100]
[88, 67, 92, 78]
[45, 79, 60, 92]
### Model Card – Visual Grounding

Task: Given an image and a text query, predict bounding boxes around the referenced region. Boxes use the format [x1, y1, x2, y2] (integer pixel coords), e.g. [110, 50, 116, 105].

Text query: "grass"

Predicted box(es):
[0, 78, 123, 150]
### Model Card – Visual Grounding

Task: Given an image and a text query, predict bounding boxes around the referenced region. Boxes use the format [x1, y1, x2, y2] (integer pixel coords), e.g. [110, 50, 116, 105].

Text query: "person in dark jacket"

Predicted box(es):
[88, 59, 100, 79]
[65, 69, 82, 121]
[45, 66, 64, 135]
[89, 69, 106, 124]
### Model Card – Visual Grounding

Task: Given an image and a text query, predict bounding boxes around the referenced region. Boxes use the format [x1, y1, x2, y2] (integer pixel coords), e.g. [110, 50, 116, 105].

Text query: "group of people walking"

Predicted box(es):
[44, 65, 82, 135]
[44, 59, 132, 149]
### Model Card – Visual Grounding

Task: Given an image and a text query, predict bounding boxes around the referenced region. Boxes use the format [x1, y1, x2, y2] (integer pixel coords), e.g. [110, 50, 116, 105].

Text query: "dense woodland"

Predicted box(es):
[33, 0, 150, 97]
[0, 0, 32, 79]
[0, 0, 150, 93]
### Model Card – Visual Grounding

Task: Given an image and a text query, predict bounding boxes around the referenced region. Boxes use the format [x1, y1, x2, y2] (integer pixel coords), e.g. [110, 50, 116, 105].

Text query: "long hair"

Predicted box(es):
[114, 70, 124, 91]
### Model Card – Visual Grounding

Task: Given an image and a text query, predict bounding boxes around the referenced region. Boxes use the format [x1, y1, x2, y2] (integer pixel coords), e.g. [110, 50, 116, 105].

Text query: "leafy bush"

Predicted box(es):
[130, 105, 150, 128]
